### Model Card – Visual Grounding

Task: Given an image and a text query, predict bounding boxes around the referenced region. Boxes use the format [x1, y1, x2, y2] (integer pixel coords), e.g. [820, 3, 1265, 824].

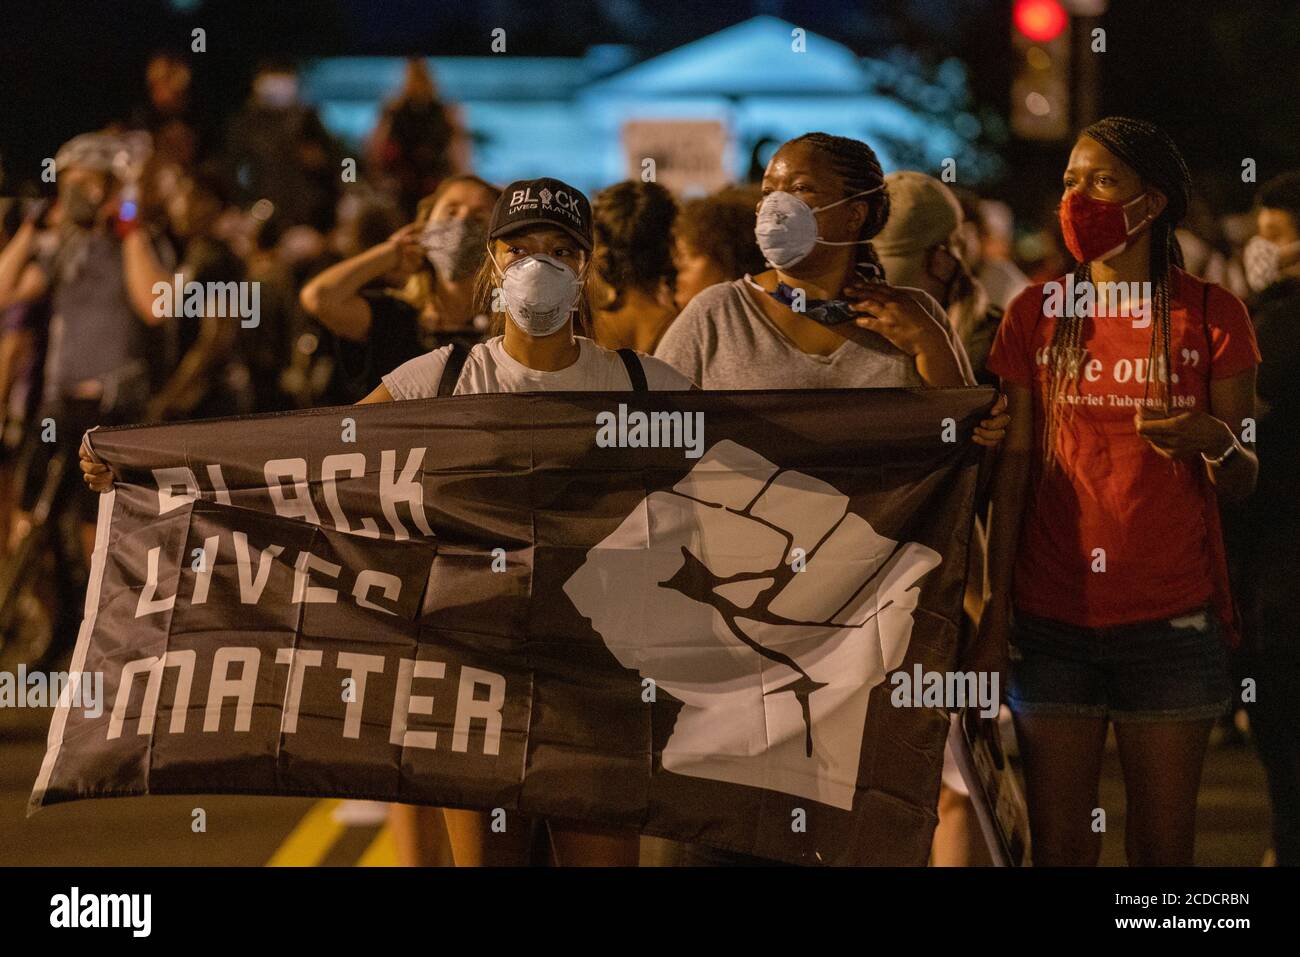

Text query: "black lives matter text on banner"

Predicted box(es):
[31, 387, 992, 866]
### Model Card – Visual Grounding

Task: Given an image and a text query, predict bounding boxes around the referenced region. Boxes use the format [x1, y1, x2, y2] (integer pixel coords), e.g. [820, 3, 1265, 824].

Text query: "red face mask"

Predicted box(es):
[1059, 190, 1151, 264]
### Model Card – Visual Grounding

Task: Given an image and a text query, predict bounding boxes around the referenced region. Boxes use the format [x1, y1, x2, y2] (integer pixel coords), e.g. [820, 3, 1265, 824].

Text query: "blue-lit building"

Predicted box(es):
[303, 15, 999, 194]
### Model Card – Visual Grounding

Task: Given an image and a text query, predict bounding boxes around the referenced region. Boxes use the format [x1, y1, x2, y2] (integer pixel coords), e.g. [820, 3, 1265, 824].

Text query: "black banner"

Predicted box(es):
[31, 387, 992, 865]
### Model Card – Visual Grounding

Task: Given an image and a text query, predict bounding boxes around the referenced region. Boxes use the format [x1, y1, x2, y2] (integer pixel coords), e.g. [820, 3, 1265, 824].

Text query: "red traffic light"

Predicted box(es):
[1014, 0, 1068, 42]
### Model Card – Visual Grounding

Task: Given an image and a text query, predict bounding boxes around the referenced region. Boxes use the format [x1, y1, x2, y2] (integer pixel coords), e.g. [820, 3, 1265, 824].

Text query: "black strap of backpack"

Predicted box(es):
[437, 341, 470, 397]
[617, 348, 647, 392]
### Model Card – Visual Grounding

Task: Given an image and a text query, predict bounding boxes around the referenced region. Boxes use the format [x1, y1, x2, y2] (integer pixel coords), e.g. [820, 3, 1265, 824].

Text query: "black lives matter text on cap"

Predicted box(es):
[489, 177, 593, 251]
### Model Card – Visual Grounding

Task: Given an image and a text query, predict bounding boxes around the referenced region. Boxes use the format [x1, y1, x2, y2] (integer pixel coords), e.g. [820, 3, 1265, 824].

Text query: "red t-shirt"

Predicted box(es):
[986, 267, 1260, 631]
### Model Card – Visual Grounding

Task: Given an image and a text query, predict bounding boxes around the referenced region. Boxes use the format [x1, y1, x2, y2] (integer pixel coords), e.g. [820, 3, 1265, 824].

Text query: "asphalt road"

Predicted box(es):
[0, 693, 1273, 867]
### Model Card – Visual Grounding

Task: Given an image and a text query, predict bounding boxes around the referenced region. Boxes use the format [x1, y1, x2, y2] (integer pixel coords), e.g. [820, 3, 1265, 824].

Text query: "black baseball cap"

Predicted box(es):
[488, 177, 593, 252]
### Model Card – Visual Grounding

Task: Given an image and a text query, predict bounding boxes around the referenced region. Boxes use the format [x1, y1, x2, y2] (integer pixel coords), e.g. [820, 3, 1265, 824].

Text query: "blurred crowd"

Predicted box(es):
[2, 53, 1279, 441]
[0, 52, 1281, 449]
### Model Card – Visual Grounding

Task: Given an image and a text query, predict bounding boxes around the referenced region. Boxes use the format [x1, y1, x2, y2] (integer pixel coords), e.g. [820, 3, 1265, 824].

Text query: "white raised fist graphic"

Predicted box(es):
[564, 440, 941, 810]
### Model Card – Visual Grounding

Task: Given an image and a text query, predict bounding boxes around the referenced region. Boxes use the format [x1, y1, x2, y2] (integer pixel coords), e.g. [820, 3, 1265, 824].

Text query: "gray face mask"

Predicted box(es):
[421, 218, 488, 280]
[1244, 235, 1300, 293]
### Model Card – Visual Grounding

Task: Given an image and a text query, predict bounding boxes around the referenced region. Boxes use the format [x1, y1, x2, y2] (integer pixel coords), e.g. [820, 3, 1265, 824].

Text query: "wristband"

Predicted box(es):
[1202, 437, 1240, 468]
[114, 215, 141, 240]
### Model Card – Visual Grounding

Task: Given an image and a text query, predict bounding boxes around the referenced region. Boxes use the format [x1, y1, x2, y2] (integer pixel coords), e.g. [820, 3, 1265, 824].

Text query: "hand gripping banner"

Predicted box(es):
[31, 387, 993, 865]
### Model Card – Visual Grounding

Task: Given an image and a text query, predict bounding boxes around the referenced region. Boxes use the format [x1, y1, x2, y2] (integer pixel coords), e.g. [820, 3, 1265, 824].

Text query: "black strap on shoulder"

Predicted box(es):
[617, 348, 648, 392]
[437, 341, 470, 397]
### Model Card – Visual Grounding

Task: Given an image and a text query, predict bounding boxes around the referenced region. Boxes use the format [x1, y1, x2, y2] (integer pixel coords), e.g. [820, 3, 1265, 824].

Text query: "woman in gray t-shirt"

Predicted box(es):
[657, 132, 1002, 448]
[653, 131, 1008, 867]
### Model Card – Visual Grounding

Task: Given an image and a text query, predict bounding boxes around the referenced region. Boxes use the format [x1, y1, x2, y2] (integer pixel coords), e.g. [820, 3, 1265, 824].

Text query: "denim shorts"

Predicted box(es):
[1007, 606, 1232, 722]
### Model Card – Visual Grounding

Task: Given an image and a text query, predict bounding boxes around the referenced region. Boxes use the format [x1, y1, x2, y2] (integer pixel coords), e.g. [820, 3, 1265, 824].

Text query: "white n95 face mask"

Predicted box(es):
[495, 253, 583, 337]
[754, 186, 884, 270]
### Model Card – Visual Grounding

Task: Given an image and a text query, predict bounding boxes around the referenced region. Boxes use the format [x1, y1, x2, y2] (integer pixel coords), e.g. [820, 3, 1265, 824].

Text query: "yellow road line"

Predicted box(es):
[357, 825, 398, 867]
[266, 799, 345, 867]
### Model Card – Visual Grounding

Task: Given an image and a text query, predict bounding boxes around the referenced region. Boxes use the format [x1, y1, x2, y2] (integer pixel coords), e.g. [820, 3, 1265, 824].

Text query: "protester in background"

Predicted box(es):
[0, 199, 50, 555]
[875, 172, 1002, 385]
[368, 58, 467, 219]
[0, 199, 42, 437]
[980, 117, 1259, 866]
[1177, 195, 1230, 287]
[655, 131, 1008, 866]
[872, 171, 1003, 867]
[128, 50, 202, 169]
[281, 197, 404, 410]
[331, 191, 405, 262]
[1238, 170, 1300, 866]
[0, 132, 171, 669]
[225, 59, 339, 229]
[237, 201, 300, 413]
[344, 177, 693, 866]
[1219, 212, 1255, 301]
[124, 162, 250, 421]
[953, 191, 1029, 311]
[1018, 196, 1072, 284]
[588, 180, 679, 352]
[299, 174, 499, 403]
[0, 133, 172, 559]
[672, 185, 765, 311]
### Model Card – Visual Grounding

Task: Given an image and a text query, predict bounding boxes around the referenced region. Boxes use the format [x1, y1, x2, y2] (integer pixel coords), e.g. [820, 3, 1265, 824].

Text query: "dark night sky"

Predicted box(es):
[0, 0, 1297, 214]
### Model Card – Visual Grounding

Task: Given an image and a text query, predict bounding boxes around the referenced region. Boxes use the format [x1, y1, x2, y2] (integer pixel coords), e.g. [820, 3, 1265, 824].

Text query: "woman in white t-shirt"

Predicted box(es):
[359, 177, 692, 867]
[362, 179, 691, 403]
[81, 177, 691, 866]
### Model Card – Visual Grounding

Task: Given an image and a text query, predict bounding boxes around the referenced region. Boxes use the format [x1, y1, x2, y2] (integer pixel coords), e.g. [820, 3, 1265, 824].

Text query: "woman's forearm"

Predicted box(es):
[914, 329, 967, 388]
[299, 242, 396, 340]
[1205, 443, 1258, 502]
[0, 221, 37, 308]
[122, 230, 171, 325]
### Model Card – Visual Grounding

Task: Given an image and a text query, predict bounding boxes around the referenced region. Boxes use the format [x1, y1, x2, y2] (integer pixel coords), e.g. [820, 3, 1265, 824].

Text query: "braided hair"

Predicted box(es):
[787, 132, 891, 282]
[1043, 116, 1191, 468]
[590, 180, 678, 311]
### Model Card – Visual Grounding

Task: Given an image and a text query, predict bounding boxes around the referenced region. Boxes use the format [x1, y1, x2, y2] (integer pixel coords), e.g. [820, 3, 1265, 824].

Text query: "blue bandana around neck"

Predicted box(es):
[765, 281, 857, 327]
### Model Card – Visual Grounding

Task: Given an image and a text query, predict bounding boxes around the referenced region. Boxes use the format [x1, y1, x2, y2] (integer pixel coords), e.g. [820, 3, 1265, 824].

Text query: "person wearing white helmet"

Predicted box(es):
[0, 130, 170, 568]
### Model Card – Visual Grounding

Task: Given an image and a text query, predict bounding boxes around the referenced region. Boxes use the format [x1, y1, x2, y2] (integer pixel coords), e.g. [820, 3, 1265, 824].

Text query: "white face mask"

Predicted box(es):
[494, 253, 583, 337]
[754, 186, 884, 270]
[1244, 234, 1300, 293]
